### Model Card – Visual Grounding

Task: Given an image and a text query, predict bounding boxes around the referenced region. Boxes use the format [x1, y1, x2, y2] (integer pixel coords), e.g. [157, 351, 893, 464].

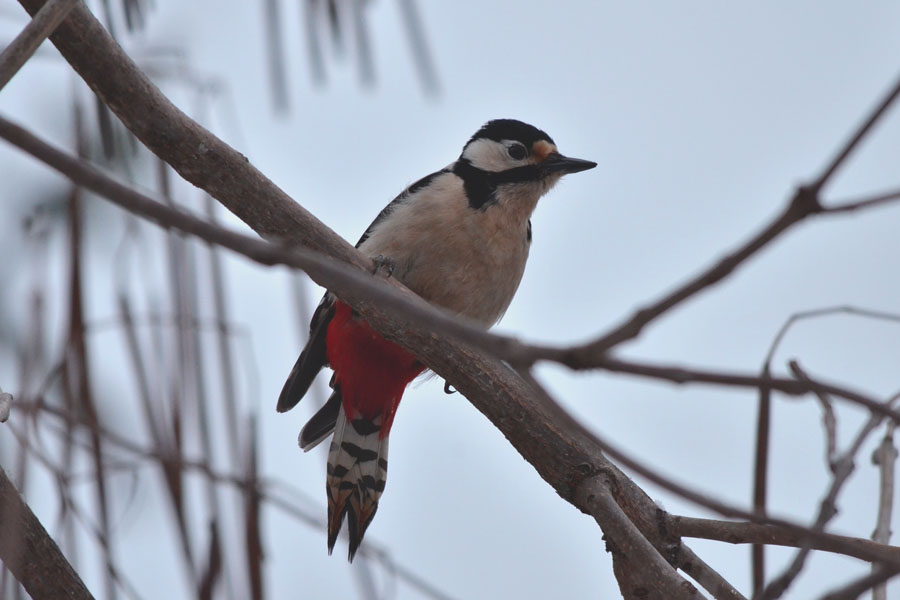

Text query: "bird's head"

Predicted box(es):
[455, 119, 596, 209]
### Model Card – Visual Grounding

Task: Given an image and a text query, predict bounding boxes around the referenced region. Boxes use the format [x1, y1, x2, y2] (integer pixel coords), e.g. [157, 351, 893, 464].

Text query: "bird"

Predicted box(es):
[277, 119, 596, 560]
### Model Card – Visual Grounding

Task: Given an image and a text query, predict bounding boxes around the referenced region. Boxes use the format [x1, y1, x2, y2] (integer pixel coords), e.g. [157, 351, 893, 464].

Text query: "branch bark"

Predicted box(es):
[0, 464, 95, 600]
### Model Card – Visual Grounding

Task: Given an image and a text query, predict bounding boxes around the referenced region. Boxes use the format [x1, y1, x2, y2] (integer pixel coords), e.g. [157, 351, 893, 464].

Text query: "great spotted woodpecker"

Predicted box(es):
[277, 119, 596, 560]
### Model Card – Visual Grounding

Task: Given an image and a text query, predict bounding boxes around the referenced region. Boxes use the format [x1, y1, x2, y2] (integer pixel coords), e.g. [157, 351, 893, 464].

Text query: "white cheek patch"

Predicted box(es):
[461, 138, 511, 172]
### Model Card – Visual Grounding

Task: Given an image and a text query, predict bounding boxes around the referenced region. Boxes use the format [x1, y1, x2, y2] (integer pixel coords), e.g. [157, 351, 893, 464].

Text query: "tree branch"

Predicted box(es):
[871, 423, 897, 600]
[819, 566, 900, 600]
[0, 464, 95, 599]
[670, 516, 900, 566]
[594, 356, 900, 425]
[0, 0, 80, 92]
[577, 476, 698, 600]
[757, 378, 900, 600]
[825, 187, 900, 214]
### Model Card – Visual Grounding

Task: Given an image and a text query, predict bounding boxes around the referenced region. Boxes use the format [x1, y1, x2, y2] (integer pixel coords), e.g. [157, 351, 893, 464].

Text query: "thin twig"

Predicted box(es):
[752, 363, 772, 595]
[596, 356, 900, 424]
[673, 544, 747, 600]
[755, 386, 900, 600]
[517, 371, 900, 578]
[6, 425, 147, 600]
[811, 71, 900, 192]
[752, 304, 900, 592]
[790, 361, 838, 469]
[396, 0, 440, 95]
[65, 113, 118, 600]
[261, 0, 288, 111]
[203, 194, 241, 465]
[0, 0, 79, 91]
[158, 159, 228, 600]
[12, 397, 460, 600]
[871, 422, 897, 600]
[540, 69, 900, 362]
[825, 187, 900, 214]
[818, 565, 900, 600]
[670, 516, 900, 565]
[528, 369, 900, 571]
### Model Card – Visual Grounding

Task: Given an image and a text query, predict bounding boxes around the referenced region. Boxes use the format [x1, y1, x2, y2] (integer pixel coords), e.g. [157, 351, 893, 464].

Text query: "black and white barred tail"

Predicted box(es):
[322, 393, 389, 560]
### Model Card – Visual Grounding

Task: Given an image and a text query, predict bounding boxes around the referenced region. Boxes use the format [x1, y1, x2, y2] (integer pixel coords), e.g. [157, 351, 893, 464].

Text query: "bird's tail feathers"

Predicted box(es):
[326, 400, 389, 561]
[299, 392, 341, 451]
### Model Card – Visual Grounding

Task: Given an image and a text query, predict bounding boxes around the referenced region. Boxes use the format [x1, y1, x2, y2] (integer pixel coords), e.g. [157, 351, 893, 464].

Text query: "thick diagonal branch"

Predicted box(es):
[0, 465, 95, 599]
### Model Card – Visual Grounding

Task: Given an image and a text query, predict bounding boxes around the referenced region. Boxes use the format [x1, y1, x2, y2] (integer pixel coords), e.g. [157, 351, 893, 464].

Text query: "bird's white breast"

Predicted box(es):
[358, 173, 536, 325]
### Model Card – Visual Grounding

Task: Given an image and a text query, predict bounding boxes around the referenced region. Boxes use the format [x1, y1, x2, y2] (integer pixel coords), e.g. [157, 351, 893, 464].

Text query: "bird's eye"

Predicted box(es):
[507, 143, 527, 161]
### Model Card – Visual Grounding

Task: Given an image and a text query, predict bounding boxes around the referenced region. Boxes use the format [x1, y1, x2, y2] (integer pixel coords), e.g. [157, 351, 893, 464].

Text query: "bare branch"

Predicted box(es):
[763, 306, 900, 368]
[789, 361, 838, 469]
[0, 464, 95, 599]
[0, 0, 79, 91]
[811, 71, 900, 192]
[577, 476, 698, 600]
[871, 423, 897, 600]
[563, 186, 824, 359]
[595, 356, 900, 424]
[670, 516, 900, 566]
[756, 384, 900, 599]
[13, 397, 461, 600]
[825, 187, 900, 214]
[528, 70, 900, 364]
[753, 304, 900, 592]
[752, 363, 772, 595]
[819, 566, 900, 600]
[397, 0, 440, 95]
[674, 545, 747, 600]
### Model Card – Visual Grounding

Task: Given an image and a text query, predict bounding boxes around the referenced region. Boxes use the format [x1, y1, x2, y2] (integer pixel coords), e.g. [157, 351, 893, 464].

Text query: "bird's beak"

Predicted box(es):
[541, 153, 598, 175]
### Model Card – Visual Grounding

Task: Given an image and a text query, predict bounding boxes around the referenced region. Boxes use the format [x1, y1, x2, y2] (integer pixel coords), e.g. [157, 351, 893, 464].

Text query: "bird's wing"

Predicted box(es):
[276, 168, 449, 414]
[276, 292, 335, 412]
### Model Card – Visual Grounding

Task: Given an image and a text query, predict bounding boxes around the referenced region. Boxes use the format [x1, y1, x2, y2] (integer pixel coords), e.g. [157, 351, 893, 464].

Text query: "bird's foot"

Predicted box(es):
[371, 254, 396, 278]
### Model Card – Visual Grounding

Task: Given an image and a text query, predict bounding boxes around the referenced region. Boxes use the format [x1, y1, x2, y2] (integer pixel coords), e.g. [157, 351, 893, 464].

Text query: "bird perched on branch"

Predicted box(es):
[277, 119, 596, 560]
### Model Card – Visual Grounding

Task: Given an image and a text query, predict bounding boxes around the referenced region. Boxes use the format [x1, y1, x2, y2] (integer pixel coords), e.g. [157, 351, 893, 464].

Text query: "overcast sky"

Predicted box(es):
[3, 1, 900, 598]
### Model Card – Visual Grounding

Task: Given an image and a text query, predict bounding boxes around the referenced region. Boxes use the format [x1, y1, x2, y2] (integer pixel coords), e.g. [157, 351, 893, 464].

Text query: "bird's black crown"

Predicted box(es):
[464, 119, 555, 151]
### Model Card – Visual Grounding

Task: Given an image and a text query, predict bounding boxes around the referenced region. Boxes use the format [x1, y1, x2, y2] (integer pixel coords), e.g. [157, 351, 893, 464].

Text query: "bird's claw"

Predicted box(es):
[372, 255, 396, 278]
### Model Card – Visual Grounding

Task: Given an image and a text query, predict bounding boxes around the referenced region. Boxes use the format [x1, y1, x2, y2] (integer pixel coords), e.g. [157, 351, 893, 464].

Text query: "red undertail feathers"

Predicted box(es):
[323, 301, 423, 560]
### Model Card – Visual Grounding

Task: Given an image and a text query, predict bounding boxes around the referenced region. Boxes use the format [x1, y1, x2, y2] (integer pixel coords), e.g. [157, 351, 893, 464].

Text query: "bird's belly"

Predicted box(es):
[395, 231, 529, 325]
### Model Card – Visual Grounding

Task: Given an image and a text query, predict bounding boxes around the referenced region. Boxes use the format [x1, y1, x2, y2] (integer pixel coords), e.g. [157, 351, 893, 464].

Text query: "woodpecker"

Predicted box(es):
[277, 119, 596, 560]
